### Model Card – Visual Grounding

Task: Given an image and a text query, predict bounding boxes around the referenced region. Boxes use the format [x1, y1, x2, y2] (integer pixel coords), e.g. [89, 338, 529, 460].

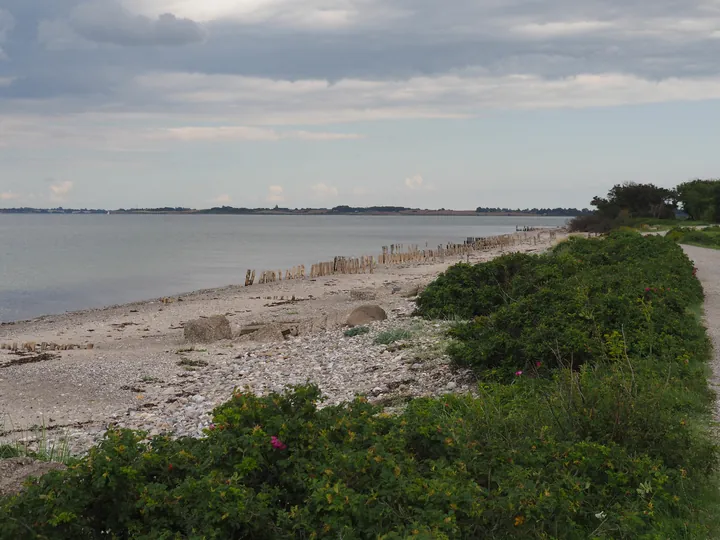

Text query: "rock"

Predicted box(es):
[238, 324, 264, 337]
[184, 315, 232, 343]
[371, 386, 384, 396]
[347, 305, 387, 327]
[350, 289, 377, 301]
[401, 284, 424, 298]
[248, 324, 287, 343]
[0, 458, 66, 498]
[445, 381, 458, 391]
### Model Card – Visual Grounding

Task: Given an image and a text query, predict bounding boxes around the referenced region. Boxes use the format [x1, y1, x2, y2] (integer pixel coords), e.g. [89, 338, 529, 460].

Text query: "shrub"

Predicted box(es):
[420, 232, 704, 380]
[374, 328, 413, 345]
[2, 383, 718, 539]
[567, 213, 617, 233]
[667, 226, 720, 249]
[344, 326, 370, 337]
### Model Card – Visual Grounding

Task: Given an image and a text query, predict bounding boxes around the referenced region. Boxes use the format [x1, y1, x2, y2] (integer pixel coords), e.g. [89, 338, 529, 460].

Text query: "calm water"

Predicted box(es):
[0, 214, 568, 322]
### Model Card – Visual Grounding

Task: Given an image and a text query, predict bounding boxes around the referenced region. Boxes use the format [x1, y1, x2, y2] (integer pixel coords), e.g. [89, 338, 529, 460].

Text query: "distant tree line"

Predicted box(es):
[476, 207, 592, 216]
[569, 179, 720, 232]
[116, 207, 191, 213]
[0, 207, 106, 214]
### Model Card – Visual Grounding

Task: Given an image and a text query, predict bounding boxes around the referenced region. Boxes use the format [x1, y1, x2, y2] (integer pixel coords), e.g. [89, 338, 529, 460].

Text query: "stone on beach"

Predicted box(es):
[350, 289, 377, 301]
[184, 315, 232, 343]
[347, 305, 387, 327]
[401, 284, 425, 298]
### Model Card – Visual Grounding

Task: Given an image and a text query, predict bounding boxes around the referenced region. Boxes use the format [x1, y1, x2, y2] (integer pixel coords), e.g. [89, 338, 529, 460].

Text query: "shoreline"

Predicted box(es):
[0, 229, 567, 454]
[1, 226, 566, 327]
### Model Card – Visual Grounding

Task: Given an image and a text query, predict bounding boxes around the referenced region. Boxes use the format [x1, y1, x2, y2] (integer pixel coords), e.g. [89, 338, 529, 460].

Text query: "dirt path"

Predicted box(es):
[682, 245, 720, 421]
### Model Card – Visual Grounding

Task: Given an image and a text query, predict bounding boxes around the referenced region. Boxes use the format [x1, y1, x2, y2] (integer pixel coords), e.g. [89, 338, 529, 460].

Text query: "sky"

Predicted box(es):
[1, 1, 720, 210]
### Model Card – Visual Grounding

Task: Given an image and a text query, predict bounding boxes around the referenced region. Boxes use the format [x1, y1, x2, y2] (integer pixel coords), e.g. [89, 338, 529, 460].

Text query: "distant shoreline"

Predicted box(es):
[0, 210, 580, 218]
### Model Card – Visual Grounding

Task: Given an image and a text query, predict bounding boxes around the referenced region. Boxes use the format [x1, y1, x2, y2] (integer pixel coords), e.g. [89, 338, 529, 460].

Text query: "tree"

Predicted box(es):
[676, 179, 720, 222]
[591, 182, 677, 219]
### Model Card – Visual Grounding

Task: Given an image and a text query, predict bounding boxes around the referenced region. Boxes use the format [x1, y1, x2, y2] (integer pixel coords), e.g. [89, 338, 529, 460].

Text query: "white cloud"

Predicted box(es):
[122, 0, 404, 28]
[152, 126, 363, 141]
[49, 180, 74, 200]
[0, 191, 20, 201]
[133, 71, 720, 128]
[213, 194, 232, 204]
[311, 183, 339, 198]
[266, 185, 285, 202]
[404, 174, 436, 191]
[404, 174, 424, 189]
[512, 21, 614, 38]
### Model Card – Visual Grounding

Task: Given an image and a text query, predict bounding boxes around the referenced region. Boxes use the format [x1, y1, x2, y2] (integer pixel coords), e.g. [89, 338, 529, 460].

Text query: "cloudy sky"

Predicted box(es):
[1, 0, 720, 210]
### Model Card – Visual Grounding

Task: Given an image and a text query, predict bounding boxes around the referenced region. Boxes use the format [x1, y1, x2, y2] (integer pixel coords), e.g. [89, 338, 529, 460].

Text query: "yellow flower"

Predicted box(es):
[514, 516, 525, 527]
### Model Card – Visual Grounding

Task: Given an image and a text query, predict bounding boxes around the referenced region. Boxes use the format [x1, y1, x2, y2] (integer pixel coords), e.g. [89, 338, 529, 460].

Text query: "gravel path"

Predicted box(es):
[682, 245, 720, 422]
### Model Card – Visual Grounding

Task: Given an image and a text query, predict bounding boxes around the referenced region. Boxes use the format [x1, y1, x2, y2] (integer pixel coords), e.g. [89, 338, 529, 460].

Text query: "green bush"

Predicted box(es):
[2, 383, 717, 539]
[667, 226, 720, 249]
[344, 326, 370, 338]
[374, 328, 413, 345]
[419, 232, 704, 380]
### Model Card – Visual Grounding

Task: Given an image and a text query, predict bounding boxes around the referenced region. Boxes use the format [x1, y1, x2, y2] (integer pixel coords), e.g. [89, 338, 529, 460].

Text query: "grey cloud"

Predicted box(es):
[68, 2, 205, 47]
[2, 0, 720, 109]
[0, 9, 16, 59]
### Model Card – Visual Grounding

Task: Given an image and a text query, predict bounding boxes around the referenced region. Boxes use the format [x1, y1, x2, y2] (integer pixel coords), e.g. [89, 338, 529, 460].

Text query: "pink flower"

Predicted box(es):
[270, 436, 287, 450]
[645, 288, 650, 292]
[536, 362, 542, 368]
[515, 371, 523, 377]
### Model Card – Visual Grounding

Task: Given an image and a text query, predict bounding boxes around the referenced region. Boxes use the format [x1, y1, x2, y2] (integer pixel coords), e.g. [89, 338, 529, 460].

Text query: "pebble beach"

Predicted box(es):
[0, 229, 566, 454]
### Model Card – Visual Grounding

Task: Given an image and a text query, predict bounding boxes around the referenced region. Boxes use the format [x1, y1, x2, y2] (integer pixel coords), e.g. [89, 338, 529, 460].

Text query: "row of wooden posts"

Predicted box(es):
[242, 229, 559, 285]
[0, 341, 93, 352]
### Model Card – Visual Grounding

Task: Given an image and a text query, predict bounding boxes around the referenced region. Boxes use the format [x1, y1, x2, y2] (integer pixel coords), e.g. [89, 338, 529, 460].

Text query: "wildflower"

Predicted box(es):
[208, 423, 216, 431]
[536, 362, 542, 368]
[645, 287, 650, 292]
[168, 464, 173, 471]
[270, 436, 287, 450]
[514, 515, 525, 527]
[515, 370, 523, 377]
[595, 511, 606, 519]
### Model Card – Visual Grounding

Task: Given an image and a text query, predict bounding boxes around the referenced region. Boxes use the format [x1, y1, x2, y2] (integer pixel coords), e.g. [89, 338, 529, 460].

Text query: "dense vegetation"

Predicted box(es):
[668, 226, 720, 250]
[676, 180, 720, 222]
[569, 179, 720, 232]
[1, 232, 718, 538]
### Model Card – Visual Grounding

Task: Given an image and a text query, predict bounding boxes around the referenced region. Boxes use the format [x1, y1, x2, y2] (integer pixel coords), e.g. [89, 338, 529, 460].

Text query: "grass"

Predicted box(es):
[0, 416, 74, 465]
[177, 358, 208, 367]
[667, 226, 720, 250]
[374, 328, 413, 345]
[624, 217, 711, 231]
[343, 326, 370, 338]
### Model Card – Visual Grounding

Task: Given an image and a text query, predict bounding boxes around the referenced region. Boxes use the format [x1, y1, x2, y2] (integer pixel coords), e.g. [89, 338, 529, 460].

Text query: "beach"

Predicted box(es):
[0, 229, 566, 454]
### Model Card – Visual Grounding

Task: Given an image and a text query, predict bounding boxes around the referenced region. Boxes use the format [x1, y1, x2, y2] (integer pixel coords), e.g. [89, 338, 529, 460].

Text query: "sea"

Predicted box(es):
[0, 214, 569, 323]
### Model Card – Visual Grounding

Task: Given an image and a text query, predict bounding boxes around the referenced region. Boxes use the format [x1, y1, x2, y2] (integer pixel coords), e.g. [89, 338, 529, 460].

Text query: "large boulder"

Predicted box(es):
[184, 315, 232, 343]
[347, 305, 387, 327]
